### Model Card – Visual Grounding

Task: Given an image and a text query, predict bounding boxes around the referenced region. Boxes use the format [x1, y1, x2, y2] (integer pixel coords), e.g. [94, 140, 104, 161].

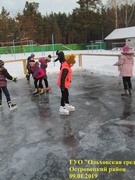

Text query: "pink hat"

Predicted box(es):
[121, 45, 134, 55]
[122, 45, 130, 53]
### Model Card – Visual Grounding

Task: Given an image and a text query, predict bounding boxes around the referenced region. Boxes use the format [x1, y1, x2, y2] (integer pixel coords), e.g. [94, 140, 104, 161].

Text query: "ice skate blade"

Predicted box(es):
[40, 92, 45, 95]
[121, 94, 128, 97]
[59, 112, 69, 115]
[33, 93, 39, 96]
[67, 108, 75, 112]
[9, 106, 18, 110]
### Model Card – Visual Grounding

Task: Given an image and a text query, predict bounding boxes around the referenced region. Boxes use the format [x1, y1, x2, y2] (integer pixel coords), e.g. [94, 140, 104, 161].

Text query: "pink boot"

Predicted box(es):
[46, 86, 51, 91]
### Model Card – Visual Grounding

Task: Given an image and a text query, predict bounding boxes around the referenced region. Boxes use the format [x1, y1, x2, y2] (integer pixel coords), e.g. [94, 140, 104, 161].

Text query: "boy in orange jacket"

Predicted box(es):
[57, 54, 76, 115]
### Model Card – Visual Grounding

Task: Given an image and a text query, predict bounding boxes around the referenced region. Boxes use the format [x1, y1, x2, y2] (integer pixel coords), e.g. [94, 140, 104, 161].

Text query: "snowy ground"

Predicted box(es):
[1, 49, 134, 79]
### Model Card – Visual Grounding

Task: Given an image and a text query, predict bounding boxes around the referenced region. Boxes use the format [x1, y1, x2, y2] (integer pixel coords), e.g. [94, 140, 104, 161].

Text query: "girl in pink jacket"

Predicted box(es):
[114, 45, 134, 96]
[29, 61, 45, 95]
[38, 55, 51, 91]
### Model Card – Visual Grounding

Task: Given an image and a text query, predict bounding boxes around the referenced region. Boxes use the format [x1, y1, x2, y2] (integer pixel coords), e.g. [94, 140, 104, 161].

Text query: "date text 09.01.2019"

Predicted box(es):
[69, 173, 98, 179]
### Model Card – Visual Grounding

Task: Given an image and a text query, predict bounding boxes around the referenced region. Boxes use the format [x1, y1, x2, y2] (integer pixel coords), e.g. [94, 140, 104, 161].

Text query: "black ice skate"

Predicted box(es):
[121, 90, 129, 97]
[129, 89, 132, 96]
[26, 74, 30, 81]
[0, 100, 2, 107]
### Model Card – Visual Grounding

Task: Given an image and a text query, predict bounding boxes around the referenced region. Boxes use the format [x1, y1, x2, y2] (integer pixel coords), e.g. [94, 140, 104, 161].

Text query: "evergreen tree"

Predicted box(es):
[0, 7, 15, 42]
[16, 1, 43, 44]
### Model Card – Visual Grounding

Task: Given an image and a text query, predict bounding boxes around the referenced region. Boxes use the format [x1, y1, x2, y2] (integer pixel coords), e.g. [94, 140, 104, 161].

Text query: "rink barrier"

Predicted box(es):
[4, 55, 82, 74]
[79, 53, 135, 71]
[78, 54, 122, 71]
[4, 54, 126, 74]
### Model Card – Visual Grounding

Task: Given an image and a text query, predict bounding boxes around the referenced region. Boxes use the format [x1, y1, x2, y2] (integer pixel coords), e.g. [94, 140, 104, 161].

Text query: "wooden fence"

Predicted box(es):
[4, 54, 124, 74]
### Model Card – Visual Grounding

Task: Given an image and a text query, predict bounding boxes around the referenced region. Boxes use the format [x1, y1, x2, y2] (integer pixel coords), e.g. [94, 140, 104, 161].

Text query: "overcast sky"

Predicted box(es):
[1, 0, 80, 16]
[1, 0, 107, 17]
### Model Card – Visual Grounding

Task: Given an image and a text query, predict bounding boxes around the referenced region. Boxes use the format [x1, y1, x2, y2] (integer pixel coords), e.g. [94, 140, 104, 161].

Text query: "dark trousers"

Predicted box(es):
[43, 79, 49, 88]
[0, 86, 11, 102]
[61, 88, 69, 107]
[26, 69, 31, 81]
[122, 77, 132, 90]
[34, 78, 43, 89]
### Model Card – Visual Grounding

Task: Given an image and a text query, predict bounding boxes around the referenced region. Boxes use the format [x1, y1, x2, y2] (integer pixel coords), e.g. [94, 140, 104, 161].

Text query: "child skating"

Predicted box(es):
[53, 50, 66, 69]
[29, 61, 45, 95]
[57, 54, 76, 115]
[0, 60, 17, 110]
[114, 45, 134, 96]
[26, 53, 35, 81]
[38, 55, 51, 91]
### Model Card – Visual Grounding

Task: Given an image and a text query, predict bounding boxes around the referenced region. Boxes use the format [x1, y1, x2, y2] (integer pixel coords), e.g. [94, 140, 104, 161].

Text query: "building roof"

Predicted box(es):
[105, 26, 135, 40]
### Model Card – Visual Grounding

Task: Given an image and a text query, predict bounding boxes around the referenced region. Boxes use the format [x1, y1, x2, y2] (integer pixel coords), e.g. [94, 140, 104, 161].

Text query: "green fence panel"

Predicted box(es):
[87, 42, 106, 50]
[0, 43, 106, 55]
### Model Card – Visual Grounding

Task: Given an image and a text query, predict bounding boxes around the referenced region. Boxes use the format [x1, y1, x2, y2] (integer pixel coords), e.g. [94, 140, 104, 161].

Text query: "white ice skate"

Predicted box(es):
[65, 104, 75, 111]
[8, 101, 18, 110]
[59, 106, 69, 115]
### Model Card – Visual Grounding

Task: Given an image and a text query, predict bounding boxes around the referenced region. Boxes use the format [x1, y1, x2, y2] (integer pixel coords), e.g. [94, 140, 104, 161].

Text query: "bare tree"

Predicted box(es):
[106, 0, 135, 28]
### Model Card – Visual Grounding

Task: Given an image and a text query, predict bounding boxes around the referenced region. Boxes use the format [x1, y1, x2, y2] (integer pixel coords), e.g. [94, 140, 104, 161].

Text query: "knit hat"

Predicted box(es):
[65, 54, 76, 64]
[46, 55, 52, 62]
[121, 45, 134, 55]
[30, 60, 35, 62]
[56, 50, 59, 55]
[29, 60, 35, 66]
[122, 45, 130, 52]
[31, 53, 35, 58]
[56, 50, 62, 55]
[0, 60, 4, 67]
[48, 54, 52, 58]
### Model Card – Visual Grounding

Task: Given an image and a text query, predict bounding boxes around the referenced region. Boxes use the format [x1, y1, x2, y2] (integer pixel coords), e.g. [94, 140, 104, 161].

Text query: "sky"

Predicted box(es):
[1, 0, 80, 16]
[1, 0, 106, 17]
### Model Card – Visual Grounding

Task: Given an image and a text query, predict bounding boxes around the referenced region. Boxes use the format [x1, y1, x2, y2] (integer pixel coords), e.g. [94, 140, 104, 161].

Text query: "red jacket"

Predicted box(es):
[0, 67, 13, 87]
[57, 61, 72, 88]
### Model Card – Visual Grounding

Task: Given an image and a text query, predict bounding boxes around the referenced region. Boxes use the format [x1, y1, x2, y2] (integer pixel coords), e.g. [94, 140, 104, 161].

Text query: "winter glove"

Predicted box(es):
[26, 73, 30, 78]
[12, 77, 17, 83]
